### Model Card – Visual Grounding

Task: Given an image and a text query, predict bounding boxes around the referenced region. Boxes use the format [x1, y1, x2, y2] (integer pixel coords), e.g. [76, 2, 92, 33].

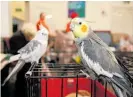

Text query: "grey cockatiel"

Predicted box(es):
[70, 17, 133, 97]
[2, 27, 49, 86]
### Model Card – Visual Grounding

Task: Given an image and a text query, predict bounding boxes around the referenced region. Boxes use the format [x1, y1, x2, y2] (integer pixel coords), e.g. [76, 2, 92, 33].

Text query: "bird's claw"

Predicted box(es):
[80, 70, 90, 78]
[25, 71, 32, 78]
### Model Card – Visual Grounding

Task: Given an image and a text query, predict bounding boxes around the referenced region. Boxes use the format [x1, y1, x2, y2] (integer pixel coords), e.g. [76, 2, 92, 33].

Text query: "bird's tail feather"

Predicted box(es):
[111, 83, 124, 97]
[111, 76, 133, 96]
[2, 60, 25, 86]
[115, 53, 133, 82]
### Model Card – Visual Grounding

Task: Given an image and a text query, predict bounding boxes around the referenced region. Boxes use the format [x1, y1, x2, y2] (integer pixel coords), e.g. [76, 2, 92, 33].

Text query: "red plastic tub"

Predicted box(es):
[41, 78, 116, 97]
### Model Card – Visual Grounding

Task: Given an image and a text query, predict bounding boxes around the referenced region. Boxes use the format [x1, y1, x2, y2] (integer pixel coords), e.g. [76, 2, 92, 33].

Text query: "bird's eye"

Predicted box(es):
[79, 22, 82, 25]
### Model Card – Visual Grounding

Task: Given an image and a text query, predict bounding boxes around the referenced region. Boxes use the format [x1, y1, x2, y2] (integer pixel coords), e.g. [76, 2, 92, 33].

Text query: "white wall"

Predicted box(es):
[29, 1, 112, 31]
[29, 1, 68, 31]
[1, 1, 133, 38]
[0, 1, 12, 37]
[28, 1, 133, 35]
[111, 2, 133, 35]
[86, 1, 112, 30]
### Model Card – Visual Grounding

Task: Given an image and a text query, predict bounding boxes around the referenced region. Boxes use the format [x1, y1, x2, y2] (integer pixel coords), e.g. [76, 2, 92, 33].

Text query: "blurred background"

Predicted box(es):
[0, 1, 133, 97]
[1, 1, 133, 53]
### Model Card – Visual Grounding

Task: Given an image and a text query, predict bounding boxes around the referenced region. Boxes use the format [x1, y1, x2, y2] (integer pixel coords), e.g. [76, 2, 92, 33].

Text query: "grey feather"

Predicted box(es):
[2, 60, 25, 86]
[18, 40, 41, 54]
[2, 28, 48, 86]
[75, 28, 133, 95]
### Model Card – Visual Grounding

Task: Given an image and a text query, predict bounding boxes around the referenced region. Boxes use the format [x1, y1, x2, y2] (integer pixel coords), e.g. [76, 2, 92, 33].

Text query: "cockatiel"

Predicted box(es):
[2, 27, 49, 86]
[70, 18, 133, 97]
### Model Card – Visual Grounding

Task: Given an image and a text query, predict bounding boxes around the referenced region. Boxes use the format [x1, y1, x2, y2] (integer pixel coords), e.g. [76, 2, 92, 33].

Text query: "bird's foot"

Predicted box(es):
[25, 71, 32, 77]
[80, 70, 90, 78]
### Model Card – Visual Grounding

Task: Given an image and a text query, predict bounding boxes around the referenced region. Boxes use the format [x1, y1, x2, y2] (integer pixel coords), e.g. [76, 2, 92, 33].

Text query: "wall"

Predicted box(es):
[0, 1, 12, 37]
[29, 1, 68, 30]
[29, 1, 133, 35]
[29, 1, 112, 31]
[1, 1, 133, 38]
[11, 1, 25, 21]
[111, 2, 133, 35]
[86, 1, 112, 30]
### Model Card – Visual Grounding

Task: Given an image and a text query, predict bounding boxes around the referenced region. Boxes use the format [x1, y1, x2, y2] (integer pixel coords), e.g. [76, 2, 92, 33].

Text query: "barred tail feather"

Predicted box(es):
[2, 60, 25, 86]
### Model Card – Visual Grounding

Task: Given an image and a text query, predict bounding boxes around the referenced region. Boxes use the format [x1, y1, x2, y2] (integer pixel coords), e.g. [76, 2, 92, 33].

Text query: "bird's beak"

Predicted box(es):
[70, 23, 75, 32]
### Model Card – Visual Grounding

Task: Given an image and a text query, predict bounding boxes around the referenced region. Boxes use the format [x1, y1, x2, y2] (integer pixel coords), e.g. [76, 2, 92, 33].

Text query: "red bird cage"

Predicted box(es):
[25, 63, 116, 97]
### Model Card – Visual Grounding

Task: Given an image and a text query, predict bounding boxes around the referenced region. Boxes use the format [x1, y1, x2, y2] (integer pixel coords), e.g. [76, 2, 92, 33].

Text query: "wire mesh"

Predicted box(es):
[25, 63, 117, 97]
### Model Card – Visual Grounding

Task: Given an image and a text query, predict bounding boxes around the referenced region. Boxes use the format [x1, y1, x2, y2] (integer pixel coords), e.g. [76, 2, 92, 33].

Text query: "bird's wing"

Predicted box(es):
[18, 40, 42, 55]
[79, 38, 132, 87]
[88, 29, 118, 64]
[81, 35, 123, 76]
[82, 31, 133, 83]
[89, 31, 133, 79]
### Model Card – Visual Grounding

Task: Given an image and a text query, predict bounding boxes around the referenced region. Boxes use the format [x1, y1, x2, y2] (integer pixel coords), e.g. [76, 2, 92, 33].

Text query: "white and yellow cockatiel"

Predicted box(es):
[2, 27, 49, 86]
[70, 17, 133, 97]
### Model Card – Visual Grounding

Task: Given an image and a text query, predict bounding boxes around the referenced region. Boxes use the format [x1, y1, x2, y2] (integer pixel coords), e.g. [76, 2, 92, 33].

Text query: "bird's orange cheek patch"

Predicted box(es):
[81, 25, 87, 33]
